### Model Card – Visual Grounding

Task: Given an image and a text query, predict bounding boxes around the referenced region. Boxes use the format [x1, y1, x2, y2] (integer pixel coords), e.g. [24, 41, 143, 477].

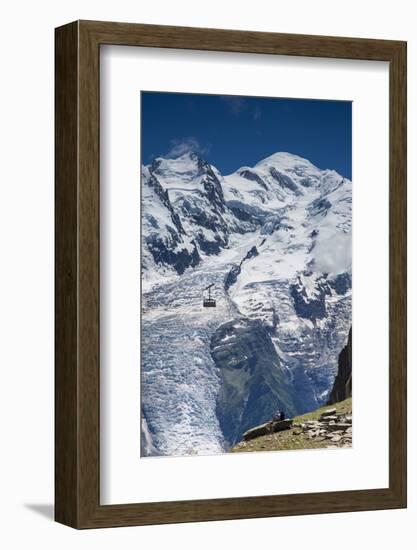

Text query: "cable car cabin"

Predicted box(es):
[203, 284, 216, 308]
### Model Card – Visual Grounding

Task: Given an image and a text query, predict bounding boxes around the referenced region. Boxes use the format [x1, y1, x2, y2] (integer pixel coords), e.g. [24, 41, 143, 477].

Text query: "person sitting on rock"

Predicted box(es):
[273, 410, 283, 422]
[280, 410, 286, 421]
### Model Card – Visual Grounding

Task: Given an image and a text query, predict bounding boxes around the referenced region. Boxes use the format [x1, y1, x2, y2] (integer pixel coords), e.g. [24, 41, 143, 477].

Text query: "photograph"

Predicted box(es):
[140, 91, 352, 457]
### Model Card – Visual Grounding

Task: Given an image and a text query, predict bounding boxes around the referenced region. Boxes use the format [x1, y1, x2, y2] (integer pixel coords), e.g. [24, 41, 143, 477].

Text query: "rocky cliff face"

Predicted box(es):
[142, 165, 201, 277]
[210, 318, 300, 446]
[327, 328, 352, 405]
[142, 152, 255, 280]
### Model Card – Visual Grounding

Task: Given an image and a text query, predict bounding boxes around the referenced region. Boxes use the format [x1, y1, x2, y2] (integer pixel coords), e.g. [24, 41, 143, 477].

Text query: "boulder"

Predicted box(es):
[320, 408, 337, 417]
[242, 422, 272, 441]
[320, 415, 338, 422]
[271, 419, 293, 433]
[326, 423, 351, 431]
[242, 419, 293, 441]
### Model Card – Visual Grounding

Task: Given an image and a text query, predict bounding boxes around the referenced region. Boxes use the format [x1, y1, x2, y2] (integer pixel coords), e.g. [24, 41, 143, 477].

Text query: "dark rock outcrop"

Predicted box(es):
[327, 328, 352, 405]
[328, 272, 352, 296]
[243, 419, 293, 441]
[308, 197, 331, 217]
[290, 275, 331, 322]
[238, 168, 268, 190]
[224, 245, 259, 292]
[146, 236, 200, 275]
[269, 167, 302, 195]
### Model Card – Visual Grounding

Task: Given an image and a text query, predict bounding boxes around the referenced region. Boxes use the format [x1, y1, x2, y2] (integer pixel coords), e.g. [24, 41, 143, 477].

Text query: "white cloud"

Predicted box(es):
[165, 137, 210, 158]
[313, 232, 352, 275]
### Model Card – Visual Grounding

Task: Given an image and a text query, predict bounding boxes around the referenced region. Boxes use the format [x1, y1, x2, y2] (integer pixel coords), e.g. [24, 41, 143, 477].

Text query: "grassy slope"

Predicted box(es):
[230, 397, 352, 453]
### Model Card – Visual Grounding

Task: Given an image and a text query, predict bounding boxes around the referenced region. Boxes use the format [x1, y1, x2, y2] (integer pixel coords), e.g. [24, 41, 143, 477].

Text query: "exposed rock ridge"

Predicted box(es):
[327, 328, 352, 405]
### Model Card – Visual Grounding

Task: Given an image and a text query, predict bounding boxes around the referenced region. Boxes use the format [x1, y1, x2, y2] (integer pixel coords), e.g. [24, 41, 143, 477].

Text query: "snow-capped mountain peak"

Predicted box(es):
[255, 151, 317, 169]
[150, 151, 206, 185]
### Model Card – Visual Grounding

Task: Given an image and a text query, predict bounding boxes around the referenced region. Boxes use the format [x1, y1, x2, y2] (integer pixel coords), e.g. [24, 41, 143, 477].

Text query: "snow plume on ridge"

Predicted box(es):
[141, 151, 352, 456]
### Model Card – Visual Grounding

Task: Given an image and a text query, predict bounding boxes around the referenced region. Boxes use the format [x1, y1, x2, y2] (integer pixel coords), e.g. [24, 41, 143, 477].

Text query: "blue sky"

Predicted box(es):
[141, 91, 352, 179]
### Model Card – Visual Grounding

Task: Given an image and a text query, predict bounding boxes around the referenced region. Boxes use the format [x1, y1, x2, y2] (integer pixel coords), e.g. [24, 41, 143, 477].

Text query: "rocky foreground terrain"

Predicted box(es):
[231, 397, 352, 453]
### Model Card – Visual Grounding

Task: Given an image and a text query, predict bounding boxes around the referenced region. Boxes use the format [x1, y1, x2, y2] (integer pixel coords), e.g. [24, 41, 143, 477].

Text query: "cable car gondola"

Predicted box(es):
[203, 284, 216, 307]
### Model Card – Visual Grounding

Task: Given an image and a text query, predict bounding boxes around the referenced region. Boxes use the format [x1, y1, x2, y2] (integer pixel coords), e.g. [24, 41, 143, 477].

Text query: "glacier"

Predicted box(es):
[141, 151, 352, 456]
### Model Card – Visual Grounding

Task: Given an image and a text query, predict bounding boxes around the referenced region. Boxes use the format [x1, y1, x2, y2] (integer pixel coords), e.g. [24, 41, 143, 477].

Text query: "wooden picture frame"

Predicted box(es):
[55, 20, 407, 528]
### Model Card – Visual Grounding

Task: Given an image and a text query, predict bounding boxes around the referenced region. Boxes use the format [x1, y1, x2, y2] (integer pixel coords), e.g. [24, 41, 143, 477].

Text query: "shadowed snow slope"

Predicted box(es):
[141, 151, 351, 456]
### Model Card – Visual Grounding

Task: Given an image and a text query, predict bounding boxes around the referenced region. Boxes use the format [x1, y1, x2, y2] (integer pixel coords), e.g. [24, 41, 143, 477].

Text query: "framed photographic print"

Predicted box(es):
[55, 20, 406, 528]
